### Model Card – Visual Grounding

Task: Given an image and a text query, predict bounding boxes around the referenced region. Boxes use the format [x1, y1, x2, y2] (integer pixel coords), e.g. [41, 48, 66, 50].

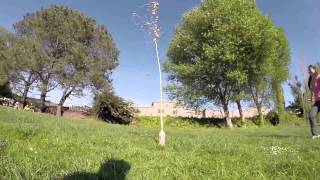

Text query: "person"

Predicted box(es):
[24, 104, 31, 111]
[308, 65, 320, 139]
[14, 101, 21, 110]
[29, 103, 35, 112]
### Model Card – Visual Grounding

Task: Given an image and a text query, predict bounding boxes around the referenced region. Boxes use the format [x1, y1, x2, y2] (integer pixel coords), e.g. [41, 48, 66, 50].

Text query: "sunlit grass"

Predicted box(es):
[0, 106, 319, 179]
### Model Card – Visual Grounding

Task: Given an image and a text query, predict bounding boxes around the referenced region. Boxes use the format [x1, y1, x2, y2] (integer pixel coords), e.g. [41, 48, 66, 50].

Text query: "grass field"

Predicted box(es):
[0, 106, 319, 180]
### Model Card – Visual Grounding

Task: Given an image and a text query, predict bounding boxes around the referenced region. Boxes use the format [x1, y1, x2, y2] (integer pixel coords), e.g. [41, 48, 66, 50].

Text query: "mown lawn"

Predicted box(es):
[0, 106, 319, 180]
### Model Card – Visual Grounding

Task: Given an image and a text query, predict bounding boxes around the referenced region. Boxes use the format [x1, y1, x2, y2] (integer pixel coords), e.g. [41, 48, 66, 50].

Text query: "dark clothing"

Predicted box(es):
[309, 101, 320, 136]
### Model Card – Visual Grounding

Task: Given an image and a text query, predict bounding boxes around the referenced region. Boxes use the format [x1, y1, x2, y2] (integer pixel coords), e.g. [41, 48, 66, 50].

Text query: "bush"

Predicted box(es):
[0, 81, 13, 99]
[262, 111, 307, 127]
[93, 91, 135, 124]
[263, 111, 306, 127]
[232, 117, 261, 128]
[137, 116, 232, 129]
[265, 111, 280, 126]
[278, 111, 306, 127]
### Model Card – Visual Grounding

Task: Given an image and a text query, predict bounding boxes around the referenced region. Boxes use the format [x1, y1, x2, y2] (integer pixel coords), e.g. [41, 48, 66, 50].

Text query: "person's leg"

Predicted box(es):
[309, 104, 319, 136]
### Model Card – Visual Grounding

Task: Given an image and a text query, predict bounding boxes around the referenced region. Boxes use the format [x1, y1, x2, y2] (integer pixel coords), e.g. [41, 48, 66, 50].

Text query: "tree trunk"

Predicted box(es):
[256, 103, 264, 125]
[56, 105, 62, 116]
[21, 84, 31, 108]
[21, 73, 36, 108]
[250, 86, 264, 125]
[56, 88, 73, 116]
[40, 91, 47, 113]
[40, 81, 48, 113]
[236, 100, 245, 123]
[273, 83, 285, 114]
[223, 103, 233, 128]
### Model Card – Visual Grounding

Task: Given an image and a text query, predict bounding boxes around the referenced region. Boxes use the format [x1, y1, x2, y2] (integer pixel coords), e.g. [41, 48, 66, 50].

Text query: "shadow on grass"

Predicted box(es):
[64, 159, 130, 180]
[177, 117, 226, 128]
[177, 117, 261, 128]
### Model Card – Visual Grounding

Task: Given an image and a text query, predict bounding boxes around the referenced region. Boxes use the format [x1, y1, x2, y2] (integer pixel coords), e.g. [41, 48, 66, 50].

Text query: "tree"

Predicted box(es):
[165, 0, 275, 128]
[6, 36, 43, 107]
[14, 6, 119, 114]
[243, 16, 290, 125]
[0, 27, 11, 85]
[232, 90, 251, 123]
[247, 77, 273, 124]
[0, 28, 17, 100]
[288, 76, 304, 116]
[270, 28, 290, 114]
[14, 8, 60, 112]
[48, 8, 119, 116]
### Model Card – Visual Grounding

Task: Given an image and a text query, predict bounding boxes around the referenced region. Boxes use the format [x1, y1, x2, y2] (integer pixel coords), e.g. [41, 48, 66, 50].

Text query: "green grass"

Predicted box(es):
[136, 115, 307, 129]
[0, 106, 319, 180]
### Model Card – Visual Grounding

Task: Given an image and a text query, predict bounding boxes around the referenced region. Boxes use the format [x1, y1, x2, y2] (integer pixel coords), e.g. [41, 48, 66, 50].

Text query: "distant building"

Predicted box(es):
[26, 97, 58, 107]
[136, 101, 209, 118]
[135, 101, 269, 118]
[136, 101, 224, 118]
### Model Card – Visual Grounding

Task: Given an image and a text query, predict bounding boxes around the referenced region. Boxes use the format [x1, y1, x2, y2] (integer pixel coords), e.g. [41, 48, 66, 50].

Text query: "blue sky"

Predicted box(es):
[0, 0, 319, 107]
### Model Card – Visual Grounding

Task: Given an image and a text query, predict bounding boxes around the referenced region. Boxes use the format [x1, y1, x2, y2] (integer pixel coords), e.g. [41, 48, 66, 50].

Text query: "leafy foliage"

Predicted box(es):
[0, 81, 13, 98]
[165, 0, 290, 127]
[5, 36, 45, 107]
[278, 111, 306, 127]
[265, 111, 280, 126]
[287, 76, 304, 116]
[93, 92, 135, 124]
[14, 5, 119, 113]
[271, 29, 291, 113]
[0, 27, 12, 85]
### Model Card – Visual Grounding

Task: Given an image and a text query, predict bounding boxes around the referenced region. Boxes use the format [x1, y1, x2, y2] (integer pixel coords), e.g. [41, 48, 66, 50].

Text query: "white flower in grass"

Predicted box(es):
[268, 146, 298, 155]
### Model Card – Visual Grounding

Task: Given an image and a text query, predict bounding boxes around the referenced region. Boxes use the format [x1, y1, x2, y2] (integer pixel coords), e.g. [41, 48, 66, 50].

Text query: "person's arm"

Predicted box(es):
[308, 75, 313, 101]
[309, 76, 317, 102]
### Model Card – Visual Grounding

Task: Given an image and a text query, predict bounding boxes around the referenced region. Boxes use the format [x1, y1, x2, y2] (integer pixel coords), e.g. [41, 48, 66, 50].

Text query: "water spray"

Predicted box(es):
[133, 0, 165, 145]
[150, 0, 166, 146]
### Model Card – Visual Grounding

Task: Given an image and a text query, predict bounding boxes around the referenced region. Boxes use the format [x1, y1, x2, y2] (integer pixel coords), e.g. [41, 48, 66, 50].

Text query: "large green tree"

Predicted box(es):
[165, 0, 290, 127]
[271, 29, 290, 114]
[165, 0, 264, 128]
[245, 20, 290, 124]
[0, 27, 11, 85]
[6, 36, 44, 107]
[1, 27, 48, 107]
[14, 5, 119, 114]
